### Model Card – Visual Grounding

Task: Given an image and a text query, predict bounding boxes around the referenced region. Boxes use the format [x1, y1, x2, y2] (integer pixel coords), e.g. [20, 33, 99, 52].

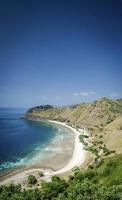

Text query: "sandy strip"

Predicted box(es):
[0, 121, 86, 185]
[49, 121, 86, 175]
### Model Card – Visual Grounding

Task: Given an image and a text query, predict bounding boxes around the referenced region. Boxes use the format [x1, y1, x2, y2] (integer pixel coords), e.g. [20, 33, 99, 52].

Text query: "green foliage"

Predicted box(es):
[103, 146, 111, 156]
[79, 134, 86, 144]
[41, 176, 68, 199]
[38, 171, 44, 177]
[83, 134, 89, 138]
[27, 175, 37, 185]
[0, 155, 122, 200]
[96, 154, 122, 186]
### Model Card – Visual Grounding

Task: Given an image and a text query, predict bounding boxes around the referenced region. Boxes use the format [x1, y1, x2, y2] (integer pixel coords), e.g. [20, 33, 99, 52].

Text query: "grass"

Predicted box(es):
[95, 154, 122, 186]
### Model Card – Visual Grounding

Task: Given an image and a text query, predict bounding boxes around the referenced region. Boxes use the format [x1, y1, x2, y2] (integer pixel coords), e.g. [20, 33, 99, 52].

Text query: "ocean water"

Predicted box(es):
[0, 108, 71, 173]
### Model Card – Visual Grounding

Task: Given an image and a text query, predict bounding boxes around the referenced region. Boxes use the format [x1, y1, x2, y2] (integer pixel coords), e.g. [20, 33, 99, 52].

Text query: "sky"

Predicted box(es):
[0, 0, 122, 108]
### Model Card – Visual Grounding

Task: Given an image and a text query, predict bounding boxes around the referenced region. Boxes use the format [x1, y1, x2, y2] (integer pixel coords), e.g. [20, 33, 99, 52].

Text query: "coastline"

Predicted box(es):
[49, 120, 86, 175]
[0, 120, 86, 185]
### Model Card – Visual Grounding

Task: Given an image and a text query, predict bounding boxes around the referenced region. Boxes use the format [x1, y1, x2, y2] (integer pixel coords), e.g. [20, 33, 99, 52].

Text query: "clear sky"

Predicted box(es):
[0, 0, 122, 108]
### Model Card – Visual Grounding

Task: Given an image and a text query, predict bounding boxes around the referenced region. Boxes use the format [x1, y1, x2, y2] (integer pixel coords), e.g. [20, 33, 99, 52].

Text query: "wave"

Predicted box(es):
[0, 120, 72, 171]
[0, 134, 67, 171]
[0, 158, 27, 170]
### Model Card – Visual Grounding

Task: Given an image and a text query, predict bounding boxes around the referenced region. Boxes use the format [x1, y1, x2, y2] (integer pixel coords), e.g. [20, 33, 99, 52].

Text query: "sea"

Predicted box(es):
[0, 108, 72, 174]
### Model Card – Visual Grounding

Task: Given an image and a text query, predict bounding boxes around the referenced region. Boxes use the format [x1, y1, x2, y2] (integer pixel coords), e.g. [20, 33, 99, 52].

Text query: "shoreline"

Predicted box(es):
[49, 120, 86, 175]
[0, 120, 86, 185]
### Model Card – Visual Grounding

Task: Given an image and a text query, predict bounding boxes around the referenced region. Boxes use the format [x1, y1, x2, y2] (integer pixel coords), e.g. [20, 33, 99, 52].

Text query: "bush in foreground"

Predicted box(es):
[27, 175, 37, 185]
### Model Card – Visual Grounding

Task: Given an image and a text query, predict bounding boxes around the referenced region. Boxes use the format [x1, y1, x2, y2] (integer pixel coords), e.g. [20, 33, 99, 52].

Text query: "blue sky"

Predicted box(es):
[0, 0, 122, 107]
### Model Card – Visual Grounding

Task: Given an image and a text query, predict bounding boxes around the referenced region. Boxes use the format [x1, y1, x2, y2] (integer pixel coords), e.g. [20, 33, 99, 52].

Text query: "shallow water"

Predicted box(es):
[0, 108, 72, 173]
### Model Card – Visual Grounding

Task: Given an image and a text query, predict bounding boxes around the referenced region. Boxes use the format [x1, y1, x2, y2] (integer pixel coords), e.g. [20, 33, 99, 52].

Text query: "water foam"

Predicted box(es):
[0, 120, 72, 171]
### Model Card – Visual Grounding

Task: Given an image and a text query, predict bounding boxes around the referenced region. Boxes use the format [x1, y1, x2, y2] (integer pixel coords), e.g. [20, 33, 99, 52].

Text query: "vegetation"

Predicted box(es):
[27, 175, 37, 185]
[79, 130, 115, 162]
[0, 154, 122, 200]
[27, 105, 53, 113]
[38, 171, 44, 177]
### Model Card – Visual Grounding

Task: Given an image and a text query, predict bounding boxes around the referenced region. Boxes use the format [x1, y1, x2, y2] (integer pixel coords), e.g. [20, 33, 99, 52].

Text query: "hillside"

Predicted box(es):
[103, 116, 122, 154]
[26, 97, 122, 154]
[26, 97, 122, 129]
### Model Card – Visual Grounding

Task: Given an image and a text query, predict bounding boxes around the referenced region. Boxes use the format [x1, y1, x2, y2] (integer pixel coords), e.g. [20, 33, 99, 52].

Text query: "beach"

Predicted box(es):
[0, 120, 86, 185]
[49, 120, 86, 175]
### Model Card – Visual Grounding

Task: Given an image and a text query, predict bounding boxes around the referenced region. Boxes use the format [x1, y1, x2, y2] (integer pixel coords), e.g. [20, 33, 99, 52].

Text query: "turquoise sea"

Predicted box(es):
[0, 108, 71, 173]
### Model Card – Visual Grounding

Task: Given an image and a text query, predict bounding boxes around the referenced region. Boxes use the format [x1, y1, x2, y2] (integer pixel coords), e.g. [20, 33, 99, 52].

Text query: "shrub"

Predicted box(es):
[98, 140, 103, 144]
[102, 145, 111, 156]
[38, 171, 44, 177]
[83, 135, 89, 138]
[28, 175, 37, 184]
[110, 150, 116, 154]
[84, 170, 97, 179]
[88, 165, 94, 169]
[99, 135, 103, 138]
[79, 135, 84, 143]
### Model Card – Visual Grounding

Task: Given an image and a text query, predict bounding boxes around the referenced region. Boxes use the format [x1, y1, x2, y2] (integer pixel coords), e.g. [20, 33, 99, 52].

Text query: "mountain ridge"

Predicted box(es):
[26, 97, 122, 128]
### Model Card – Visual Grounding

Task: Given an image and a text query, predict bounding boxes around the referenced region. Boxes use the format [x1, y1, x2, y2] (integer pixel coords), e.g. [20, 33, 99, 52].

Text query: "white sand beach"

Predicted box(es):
[0, 120, 86, 185]
[49, 120, 86, 175]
